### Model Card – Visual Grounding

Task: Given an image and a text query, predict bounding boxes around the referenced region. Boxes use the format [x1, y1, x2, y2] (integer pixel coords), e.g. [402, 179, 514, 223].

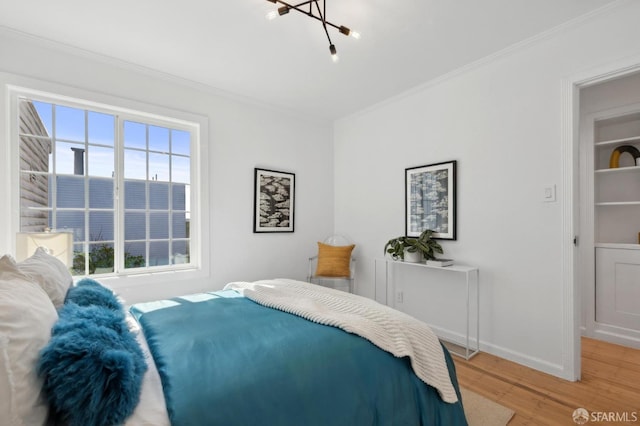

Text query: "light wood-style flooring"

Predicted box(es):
[453, 337, 640, 425]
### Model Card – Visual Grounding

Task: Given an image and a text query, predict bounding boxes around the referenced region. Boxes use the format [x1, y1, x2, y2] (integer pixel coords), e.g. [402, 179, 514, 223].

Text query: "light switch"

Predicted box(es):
[543, 184, 556, 202]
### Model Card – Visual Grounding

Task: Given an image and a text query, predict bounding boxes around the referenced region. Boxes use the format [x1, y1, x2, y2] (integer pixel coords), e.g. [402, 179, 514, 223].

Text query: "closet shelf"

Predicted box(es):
[595, 242, 640, 250]
[595, 166, 640, 174]
[596, 201, 640, 206]
[595, 135, 640, 147]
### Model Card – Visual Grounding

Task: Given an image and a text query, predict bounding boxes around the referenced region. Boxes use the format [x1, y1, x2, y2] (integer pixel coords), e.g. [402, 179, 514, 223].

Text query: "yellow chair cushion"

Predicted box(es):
[315, 242, 355, 278]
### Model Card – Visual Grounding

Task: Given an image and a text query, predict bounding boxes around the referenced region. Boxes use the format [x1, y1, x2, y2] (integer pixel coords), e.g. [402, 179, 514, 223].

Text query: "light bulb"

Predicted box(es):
[266, 10, 278, 20]
[339, 26, 361, 40]
[330, 44, 339, 63]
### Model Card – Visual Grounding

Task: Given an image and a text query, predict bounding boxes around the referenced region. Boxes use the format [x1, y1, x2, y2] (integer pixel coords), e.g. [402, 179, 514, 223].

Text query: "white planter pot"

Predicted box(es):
[403, 249, 423, 263]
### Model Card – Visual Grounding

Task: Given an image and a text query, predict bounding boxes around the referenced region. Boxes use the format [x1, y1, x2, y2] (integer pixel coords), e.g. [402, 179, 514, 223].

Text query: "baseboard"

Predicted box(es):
[591, 327, 640, 350]
[429, 324, 479, 351]
[430, 325, 567, 379]
[582, 323, 640, 349]
[480, 341, 567, 379]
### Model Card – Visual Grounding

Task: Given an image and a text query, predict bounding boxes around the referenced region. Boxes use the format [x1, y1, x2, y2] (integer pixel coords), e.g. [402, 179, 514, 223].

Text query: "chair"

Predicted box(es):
[307, 235, 356, 293]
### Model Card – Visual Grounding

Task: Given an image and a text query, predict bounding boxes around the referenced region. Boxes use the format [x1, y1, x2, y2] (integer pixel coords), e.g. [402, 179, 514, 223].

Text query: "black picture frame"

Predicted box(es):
[253, 168, 295, 233]
[405, 160, 456, 240]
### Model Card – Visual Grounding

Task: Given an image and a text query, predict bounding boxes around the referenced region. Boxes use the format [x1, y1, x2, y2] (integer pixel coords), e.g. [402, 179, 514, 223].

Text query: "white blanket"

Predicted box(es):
[225, 279, 458, 403]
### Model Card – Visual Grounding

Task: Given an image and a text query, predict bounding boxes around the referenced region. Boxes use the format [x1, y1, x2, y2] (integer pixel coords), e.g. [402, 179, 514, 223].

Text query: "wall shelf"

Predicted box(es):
[594, 166, 640, 174]
[593, 116, 640, 243]
[594, 135, 640, 147]
[595, 243, 640, 250]
[596, 201, 640, 206]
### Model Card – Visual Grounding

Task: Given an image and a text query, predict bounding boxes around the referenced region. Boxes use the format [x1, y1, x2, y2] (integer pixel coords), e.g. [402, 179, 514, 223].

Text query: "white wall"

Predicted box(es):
[334, 1, 640, 377]
[0, 28, 335, 304]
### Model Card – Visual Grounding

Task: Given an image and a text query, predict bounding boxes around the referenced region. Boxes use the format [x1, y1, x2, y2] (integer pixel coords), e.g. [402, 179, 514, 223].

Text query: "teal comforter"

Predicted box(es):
[130, 290, 467, 426]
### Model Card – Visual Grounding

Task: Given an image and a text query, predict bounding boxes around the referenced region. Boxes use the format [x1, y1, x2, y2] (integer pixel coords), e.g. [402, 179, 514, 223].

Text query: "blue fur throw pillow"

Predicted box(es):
[65, 278, 122, 311]
[50, 303, 129, 340]
[38, 298, 147, 426]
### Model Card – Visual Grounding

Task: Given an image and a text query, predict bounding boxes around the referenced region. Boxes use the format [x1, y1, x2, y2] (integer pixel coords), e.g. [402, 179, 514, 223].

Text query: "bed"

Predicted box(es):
[0, 249, 468, 426]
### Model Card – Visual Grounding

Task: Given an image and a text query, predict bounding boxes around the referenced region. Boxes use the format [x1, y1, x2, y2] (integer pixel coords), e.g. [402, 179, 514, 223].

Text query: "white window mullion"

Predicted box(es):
[168, 130, 173, 264]
[83, 109, 90, 275]
[115, 116, 125, 274]
[145, 124, 150, 267]
[188, 128, 196, 265]
[50, 102, 57, 234]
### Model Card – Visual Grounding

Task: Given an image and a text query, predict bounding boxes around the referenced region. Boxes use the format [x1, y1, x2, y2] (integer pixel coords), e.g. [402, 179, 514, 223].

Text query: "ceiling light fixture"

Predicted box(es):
[265, 0, 359, 62]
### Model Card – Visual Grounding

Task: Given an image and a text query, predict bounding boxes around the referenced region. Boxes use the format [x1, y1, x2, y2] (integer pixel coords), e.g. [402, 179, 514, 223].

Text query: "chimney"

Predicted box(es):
[70, 147, 85, 175]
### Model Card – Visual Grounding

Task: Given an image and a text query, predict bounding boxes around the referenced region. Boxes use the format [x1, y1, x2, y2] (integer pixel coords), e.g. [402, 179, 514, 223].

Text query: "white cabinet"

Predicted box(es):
[595, 247, 640, 343]
[589, 110, 640, 347]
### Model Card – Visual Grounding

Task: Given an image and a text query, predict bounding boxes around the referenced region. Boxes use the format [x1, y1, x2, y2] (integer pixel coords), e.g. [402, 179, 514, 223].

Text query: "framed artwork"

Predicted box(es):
[253, 168, 295, 233]
[405, 160, 456, 240]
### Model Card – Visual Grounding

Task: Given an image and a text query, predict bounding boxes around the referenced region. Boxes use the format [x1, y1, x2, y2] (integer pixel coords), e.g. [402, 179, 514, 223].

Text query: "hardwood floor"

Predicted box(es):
[453, 338, 640, 425]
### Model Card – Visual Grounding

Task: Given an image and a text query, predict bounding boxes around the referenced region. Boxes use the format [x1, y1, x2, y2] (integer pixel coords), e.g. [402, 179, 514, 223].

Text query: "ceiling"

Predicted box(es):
[0, 0, 618, 121]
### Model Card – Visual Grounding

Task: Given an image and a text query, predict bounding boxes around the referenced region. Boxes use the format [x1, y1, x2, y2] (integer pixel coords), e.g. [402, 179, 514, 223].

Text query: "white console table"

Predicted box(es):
[375, 258, 480, 360]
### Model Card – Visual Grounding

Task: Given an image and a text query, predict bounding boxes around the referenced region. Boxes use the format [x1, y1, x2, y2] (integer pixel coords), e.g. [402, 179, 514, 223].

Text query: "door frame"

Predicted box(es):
[563, 56, 640, 380]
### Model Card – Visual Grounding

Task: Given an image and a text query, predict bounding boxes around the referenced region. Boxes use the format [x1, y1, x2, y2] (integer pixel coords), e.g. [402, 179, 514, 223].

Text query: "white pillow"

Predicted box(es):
[0, 255, 25, 282]
[0, 333, 19, 425]
[17, 247, 73, 308]
[0, 258, 58, 426]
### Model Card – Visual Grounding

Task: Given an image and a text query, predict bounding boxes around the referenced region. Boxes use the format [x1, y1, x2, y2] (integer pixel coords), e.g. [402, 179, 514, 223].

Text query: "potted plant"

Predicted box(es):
[384, 229, 443, 263]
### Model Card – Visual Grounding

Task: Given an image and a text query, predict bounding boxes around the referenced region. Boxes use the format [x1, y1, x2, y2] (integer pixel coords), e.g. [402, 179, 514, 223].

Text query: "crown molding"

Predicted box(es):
[340, 0, 626, 123]
[0, 25, 332, 126]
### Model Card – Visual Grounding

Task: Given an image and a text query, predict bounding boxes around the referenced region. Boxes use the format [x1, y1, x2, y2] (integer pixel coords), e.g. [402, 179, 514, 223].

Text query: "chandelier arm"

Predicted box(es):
[271, 0, 315, 8]
[271, 0, 342, 33]
[273, 0, 314, 11]
[290, 0, 315, 8]
[314, 0, 333, 45]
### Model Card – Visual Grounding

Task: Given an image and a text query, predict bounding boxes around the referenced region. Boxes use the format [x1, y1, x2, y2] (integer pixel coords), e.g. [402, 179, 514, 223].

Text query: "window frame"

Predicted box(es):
[9, 84, 210, 289]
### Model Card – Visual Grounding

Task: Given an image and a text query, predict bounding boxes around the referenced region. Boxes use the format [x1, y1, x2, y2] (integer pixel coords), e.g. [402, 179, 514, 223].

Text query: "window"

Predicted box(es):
[16, 92, 198, 277]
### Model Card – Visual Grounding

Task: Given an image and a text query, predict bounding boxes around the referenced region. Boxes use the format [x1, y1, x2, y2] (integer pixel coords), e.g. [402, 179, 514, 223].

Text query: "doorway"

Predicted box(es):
[565, 60, 640, 382]
[576, 71, 640, 351]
